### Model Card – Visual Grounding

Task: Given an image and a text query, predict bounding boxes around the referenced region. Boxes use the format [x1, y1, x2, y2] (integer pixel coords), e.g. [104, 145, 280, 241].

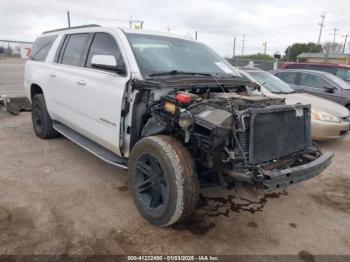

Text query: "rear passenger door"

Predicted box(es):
[47, 33, 92, 129]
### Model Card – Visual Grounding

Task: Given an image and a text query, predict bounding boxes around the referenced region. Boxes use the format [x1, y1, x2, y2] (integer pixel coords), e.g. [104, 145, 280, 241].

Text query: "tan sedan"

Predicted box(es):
[239, 69, 350, 141]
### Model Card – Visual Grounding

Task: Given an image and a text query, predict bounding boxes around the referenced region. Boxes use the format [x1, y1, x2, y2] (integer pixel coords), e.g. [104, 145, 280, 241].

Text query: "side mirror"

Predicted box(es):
[91, 55, 126, 74]
[322, 86, 335, 93]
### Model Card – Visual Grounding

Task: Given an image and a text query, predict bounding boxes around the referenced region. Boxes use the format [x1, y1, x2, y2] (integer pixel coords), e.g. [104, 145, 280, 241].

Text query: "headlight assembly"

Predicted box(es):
[311, 109, 341, 123]
[178, 111, 193, 129]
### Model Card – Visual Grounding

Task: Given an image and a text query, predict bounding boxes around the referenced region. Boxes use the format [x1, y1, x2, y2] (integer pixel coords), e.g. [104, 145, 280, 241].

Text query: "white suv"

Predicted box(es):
[25, 25, 333, 226]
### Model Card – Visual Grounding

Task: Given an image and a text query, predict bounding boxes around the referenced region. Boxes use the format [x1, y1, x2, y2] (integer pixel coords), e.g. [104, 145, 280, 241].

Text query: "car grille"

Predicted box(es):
[248, 105, 312, 164]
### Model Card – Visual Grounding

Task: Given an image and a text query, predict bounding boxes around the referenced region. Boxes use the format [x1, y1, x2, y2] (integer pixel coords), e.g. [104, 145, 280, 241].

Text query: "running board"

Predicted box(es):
[53, 122, 128, 169]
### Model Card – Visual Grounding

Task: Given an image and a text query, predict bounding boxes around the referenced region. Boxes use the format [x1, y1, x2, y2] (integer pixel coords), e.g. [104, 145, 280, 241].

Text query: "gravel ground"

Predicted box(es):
[0, 59, 350, 256]
[0, 58, 25, 97]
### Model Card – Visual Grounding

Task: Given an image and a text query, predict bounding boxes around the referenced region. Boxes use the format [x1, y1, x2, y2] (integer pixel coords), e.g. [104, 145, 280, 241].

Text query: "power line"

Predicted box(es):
[317, 12, 326, 45]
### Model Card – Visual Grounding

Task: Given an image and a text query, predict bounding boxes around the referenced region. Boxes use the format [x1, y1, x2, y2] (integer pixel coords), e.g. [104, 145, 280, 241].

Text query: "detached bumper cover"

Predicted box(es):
[262, 152, 333, 191]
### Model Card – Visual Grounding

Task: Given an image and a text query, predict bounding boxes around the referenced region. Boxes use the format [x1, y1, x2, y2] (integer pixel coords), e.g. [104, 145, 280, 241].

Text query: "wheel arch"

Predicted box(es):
[30, 83, 44, 101]
[345, 103, 350, 110]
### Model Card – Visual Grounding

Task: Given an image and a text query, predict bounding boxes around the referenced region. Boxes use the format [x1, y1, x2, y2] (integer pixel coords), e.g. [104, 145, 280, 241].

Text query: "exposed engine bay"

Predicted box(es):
[129, 77, 333, 191]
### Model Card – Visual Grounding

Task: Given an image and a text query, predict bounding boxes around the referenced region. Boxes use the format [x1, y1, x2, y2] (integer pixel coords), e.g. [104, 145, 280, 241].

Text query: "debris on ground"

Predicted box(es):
[0, 95, 31, 115]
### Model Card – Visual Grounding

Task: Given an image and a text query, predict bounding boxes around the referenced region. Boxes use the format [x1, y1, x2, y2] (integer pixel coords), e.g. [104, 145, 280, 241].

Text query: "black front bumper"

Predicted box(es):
[262, 152, 333, 191]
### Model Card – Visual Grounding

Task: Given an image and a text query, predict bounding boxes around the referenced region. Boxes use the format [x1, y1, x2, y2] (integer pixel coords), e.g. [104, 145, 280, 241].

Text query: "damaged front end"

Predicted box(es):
[132, 78, 333, 191]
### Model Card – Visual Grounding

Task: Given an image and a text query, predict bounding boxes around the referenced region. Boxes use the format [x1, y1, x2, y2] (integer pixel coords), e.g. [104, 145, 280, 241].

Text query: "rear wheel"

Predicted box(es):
[128, 135, 199, 226]
[31, 94, 59, 139]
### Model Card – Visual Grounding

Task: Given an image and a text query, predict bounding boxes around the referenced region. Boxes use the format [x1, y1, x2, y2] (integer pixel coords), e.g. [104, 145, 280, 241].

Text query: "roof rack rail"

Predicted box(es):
[43, 24, 101, 34]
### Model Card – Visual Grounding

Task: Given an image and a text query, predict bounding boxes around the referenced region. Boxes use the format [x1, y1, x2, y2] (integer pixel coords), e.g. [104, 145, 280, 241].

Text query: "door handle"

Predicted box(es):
[76, 79, 86, 86]
[49, 73, 56, 77]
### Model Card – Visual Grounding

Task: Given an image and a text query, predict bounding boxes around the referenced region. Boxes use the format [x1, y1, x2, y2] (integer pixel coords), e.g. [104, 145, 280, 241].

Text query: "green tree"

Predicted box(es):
[285, 43, 323, 62]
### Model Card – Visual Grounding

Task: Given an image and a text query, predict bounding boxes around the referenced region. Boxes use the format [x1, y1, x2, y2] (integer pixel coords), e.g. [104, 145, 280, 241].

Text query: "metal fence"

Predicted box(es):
[0, 39, 33, 59]
[229, 58, 284, 71]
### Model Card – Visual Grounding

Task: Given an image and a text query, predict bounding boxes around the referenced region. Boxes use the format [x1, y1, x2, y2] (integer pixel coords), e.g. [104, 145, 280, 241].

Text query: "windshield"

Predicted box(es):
[335, 68, 350, 86]
[249, 71, 296, 94]
[126, 33, 240, 78]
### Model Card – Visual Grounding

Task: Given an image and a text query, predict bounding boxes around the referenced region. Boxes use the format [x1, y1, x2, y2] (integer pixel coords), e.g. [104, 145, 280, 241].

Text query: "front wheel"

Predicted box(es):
[31, 94, 59, 139]
[128, 135, 199, 227]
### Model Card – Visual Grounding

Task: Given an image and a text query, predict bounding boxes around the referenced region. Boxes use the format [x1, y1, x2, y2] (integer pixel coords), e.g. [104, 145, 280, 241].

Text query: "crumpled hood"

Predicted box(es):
[283, 93, 349, 118]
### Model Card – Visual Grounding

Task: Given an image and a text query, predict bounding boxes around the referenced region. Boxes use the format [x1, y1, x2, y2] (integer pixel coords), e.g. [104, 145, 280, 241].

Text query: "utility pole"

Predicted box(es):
[129, 16, 133, 28]
[342, 34, 349, 54]
[317, 12, 326, 45]
[232, 36, 236, 64]
[263, 41, 267, 55]
[331, 28, 339, 45]
[241, 34, 246, 56]
[194, 31, 197, 40]
[67, 11, 71, 28]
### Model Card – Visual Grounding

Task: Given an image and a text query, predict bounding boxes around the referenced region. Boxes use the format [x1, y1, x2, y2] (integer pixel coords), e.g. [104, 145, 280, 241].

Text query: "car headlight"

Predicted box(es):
[311, 109, 341, 123]
[178, 111, 193, 129]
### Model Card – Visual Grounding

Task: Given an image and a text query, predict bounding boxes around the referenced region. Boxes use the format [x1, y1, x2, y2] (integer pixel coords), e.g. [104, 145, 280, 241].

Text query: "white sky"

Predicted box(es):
[0, 0, 349, 56]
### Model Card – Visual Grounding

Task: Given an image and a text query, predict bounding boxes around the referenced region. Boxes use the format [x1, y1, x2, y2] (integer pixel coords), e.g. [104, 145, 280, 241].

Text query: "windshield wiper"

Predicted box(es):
[148, 70, 212, 77]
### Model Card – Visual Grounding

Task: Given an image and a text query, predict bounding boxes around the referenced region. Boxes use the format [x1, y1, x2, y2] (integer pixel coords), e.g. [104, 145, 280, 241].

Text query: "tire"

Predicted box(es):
[31, 94, 59, 139]
[346, 104, 350, 111]
[128, 135, 199, 227]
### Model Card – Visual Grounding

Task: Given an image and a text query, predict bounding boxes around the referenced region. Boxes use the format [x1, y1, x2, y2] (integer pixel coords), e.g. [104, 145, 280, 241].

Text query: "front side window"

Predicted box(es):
[299, 73, 332, 89]
[86, 33, 125, 72]
[126, 33, 240, 77]
[61, 33, 90, 66]
[275, 72, 298, 84]
[30, 35, 57, 61]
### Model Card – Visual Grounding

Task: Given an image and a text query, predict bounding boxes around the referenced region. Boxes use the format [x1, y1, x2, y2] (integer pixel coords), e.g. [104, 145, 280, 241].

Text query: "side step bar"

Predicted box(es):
[53, 122, 128, 169]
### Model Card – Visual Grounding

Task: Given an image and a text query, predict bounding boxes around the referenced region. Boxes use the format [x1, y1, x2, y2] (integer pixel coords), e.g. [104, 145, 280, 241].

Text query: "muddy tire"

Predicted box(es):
[31, 94, 59, 139]
[128, 135, 199, 227]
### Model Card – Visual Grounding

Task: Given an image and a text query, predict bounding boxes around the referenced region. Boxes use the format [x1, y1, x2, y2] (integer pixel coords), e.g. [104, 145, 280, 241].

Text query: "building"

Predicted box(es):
[297, 52, 350, 65]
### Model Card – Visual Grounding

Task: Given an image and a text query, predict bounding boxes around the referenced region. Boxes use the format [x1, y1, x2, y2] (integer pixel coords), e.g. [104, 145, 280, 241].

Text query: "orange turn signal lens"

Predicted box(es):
[164, 101, 176, 114]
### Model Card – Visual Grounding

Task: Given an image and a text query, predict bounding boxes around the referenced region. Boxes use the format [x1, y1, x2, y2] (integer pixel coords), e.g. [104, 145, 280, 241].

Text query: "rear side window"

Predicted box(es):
[60, 33, 90, 66]
[30, 35, 57, 61]
[275, 72, 297, 84]
[86, 33, 125, 71]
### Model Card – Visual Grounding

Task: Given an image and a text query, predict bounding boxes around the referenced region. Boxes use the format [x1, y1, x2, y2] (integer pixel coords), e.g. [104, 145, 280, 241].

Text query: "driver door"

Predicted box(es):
[298, 73, 343, 104]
